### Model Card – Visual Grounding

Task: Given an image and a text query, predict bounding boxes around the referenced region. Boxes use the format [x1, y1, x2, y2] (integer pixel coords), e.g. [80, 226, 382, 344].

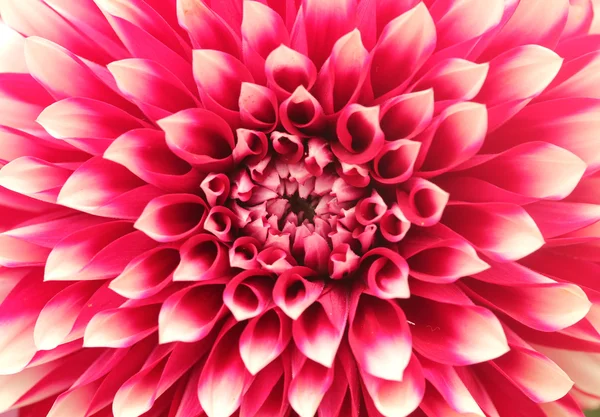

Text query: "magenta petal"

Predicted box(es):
[331, 103, 385, 164]
[273, 266, 324, 320]
[238, 83, 279, 132]
[397, 178, 449, 227]
[288, 354, 334, 417]
[265, 45, 317, 100]
[173, 233, 230, 282]
[223, 270, 274, 321]
[348, 293, 412, 381]
[0, 157, 72, 203]
[372, 140, 421, 184]
[360, 248, 410, 299]
[379, 89, 434, 140]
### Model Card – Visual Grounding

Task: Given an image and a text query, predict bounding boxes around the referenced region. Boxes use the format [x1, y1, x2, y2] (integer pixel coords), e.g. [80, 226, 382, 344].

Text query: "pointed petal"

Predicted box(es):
[223, 270, 273, 321]
[288, 356, 334, 417]
[273, 267, 324, 319]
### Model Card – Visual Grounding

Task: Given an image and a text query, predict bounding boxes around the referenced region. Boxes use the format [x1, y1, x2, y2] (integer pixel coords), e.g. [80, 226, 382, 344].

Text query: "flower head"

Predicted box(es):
[1, 0, 600, 416]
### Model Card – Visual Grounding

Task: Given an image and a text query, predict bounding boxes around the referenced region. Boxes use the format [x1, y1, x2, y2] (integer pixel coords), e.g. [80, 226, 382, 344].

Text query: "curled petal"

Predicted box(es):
[279, 86, 326, 136]
[475, 45, 563, 130]
[401, 296, 509, 366]
[174, 234, 229, 282]
[223, 270, 274, 321]
[193, 49, 253, 127]
[288, 356, 334, 417]
[57, 157, 163, 220]
[329, 243, 360, 280]
[336, 162, 370, 188]
[360, 248, 410, 299]
[369, 3, 436, 100]
[271, 132, 304, 164]
[109, 246, 180, 299]
[293, 286, 348, 368]
[441, 202, 544, 261]
[104, 128, 202, 193]
[407, 239, 490, 284]
[37, 97, 145, 155]
[204, 206, 237, 242]
[397, 178, 449, 227]
[200, 173, 230, 207]
[240, 309, 292, 375]
[134, 194, 208, 243]
[198, 321, 254, 417]
[372, 140, 421, 184]
[379, 89, 434, 141]
[239, 83, 278, 132]
[301, 233, 331, 273]
[233, 129, 269, 166]
[0, 157, 72, 203]
[360, 354, 425, 417]
[314, 29, 369, 114]
[349, 293, 412, 381]
[229, 236, 261, 270]
[158, 108, 235, 173]
[379, 205, 411, 242]
[331, 104, 384, 164]
[273, 266, 324, 319]
[108, 58, 200, 121]
[355, 190, 387, 225]
[257, 246, 295, 274]
[158, 283, 226, 344]
[83, 304, 159, 348]
[265, 45, 317, 100]
[416, 102, 488, 176]
[45, 221, 157, 281]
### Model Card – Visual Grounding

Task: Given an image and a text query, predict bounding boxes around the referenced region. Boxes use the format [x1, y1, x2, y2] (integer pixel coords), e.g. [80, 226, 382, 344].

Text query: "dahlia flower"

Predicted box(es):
[2, 0, 600, 416]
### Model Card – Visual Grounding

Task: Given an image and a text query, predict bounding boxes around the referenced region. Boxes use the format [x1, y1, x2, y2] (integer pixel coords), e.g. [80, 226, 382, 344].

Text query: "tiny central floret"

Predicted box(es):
[284, 193, 317, 222]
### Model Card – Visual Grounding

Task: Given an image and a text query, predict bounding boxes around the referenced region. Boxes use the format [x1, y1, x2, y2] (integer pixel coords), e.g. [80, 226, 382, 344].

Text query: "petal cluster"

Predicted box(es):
[0, 1, 600, 417]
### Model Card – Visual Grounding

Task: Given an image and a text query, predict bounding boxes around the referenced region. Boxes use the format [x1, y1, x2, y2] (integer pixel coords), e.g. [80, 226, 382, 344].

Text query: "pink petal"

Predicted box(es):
[329, 243, 360, 280]
[265, 45, 317, 100]
[158, 283, 226, 344]
[331, 103, 384, 164]
[360, 248, 410, 299]
[204, 206, 237, 242]
[441, 202, 544, 261]
[83, 304, 159, 348]
[360, 354, 425, 417]
[158, 108, 235, 173]
[44, 221, 157, 281]
[293, 286, 348, 368]
[562, 0, 594, 39]
[239, 358, 288, 417]
[541, 50, 600, 100]
[397, 178, 449, 227]
[239, 309, 291, 375]
[238, 83, 278, 132]
[223, 270, 273, 321]
[0, 22, 27, 73]
[288, 355, 334, 417]
[109, 246, 180, 299]
[108, 58, 200, 121]
[104, 128, 202, 193]
[372, 140, 421, 184]
[273, 266, 324, 319]
[348, 293, 411, 381]
[379, 205, 411, 242]
[134, 193, 208, 243]
[475, 45, 563, 130]
[369, 3, 436, 101]
[0, 157, 72, 203]
[173, 233, 230, 282]
[279, 86, 326, 136]
[401, 296, 509, 366]
[198, 321, 254, 417]
[380, 90, 434, 141]
[229, 236, 261, 270]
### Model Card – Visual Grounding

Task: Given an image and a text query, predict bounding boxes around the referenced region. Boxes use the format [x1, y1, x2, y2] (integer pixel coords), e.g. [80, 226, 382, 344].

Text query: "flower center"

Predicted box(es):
[284, 193, 317, 223]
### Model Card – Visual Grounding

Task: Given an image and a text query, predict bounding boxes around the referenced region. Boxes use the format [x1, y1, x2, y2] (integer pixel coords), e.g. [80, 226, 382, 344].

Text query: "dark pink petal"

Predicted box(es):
[379, 205, 411, 243]
[238, 83, 279, 132]
[314, 29, 369, 114]
[456, 142, 586, 200]
[293, 286, 348, 368]
[265, 45, 317, 100]
[372, 140, 421, 184]
[158, 283, 226, 343]
[331, 104, 384, 164]
[198, 321, 254, 417]
[329, 244, 360, 280]
[355, 191, 387, 225]
[273, 266, 324, 320]
[44, 221, 157, 281]
[257, 246, 295, 274]
[200, 173, 230, 207]
[239, 358, 288, 417]
[176, 0, 241, 57]
[279, 86, 326, 136]
[239, 309, 291, 375]
[173, 234, 229, 282]
[0, 235, 50, 268]
[288, 354, 334, 417]
[0, 157, 72, 203]
[193, 49, 253, 127]
[306, 139, 334, 177]
[407, 239, 490, 284]
[134, 194, 208, 243]
[369, 3, 436, 101]
[271, 132, 304, 164]
[57, 157, 163, 220]
[360, 248, 410, 299]
[158, 108, 235, 173]
[380, 90, 434, 141]
[301, 233, 331, 273]
[415, 102, 487, 176]
[204, 206, 237, 242]
[108, 58, 200, 121]
[109, 247, 180, 299]
[37, 97, 146, 155]
[397, 178, 449, 227]
[233, 129, 269, 167]
[475, 45, 562, 130]
[360, 354, 425, 417]
[229, 236, 261, 270]
[224, 270, 273, 321]
[441, 202, 544, 261]
[104, 128, 202, 193]
[349, 293, 412, 381]
[401, 296, 509, 366]
[318, 341, 361, 417]
[83, 304, 159, 348]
